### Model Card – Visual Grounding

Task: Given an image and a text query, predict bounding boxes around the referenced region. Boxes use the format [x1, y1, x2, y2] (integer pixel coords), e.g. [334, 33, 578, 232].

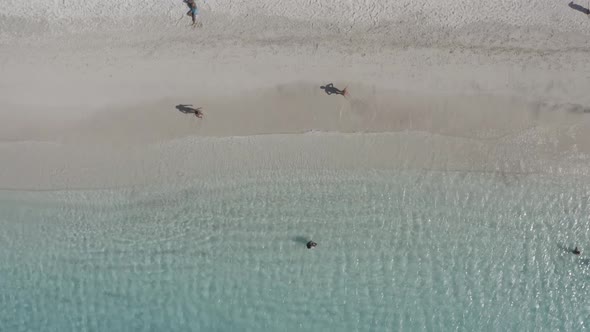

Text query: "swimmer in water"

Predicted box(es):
[306, 241, 317, 249]
[573, 247, 581, 255]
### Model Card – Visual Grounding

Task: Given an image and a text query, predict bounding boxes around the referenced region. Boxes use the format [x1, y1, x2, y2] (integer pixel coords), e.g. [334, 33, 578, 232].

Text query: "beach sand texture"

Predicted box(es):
[0, 0, 590, 188]
[2, 0, 590, 188]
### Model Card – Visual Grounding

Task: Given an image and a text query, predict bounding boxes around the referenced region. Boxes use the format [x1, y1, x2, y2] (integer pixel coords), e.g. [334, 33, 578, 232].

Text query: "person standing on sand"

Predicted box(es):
[320, 83, 348, 97]
[184, 0, 199, 25]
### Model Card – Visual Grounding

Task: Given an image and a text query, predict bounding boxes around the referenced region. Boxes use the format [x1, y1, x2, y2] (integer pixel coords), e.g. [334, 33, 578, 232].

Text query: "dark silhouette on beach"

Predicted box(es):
[569, 1, 590, 14]
[320, 83, 348, 96]
[175, 104, 203, 118]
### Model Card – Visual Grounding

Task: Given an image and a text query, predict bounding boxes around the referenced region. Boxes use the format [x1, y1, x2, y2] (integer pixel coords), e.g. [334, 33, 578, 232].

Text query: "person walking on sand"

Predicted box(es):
[184, 0, 199, 25]
[320, 83, 348, 97]
[175, 104, 203, 118]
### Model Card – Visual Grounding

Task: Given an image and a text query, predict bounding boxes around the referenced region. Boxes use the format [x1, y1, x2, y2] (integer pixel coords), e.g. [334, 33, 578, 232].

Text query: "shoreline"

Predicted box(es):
[2, 2, 590, 330]
[2, 6, 590, 190]
[1, 130, 589, 191]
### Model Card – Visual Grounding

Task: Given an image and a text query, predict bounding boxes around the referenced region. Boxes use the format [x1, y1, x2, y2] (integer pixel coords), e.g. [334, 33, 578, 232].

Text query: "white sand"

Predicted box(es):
[1, 0, 590, 189]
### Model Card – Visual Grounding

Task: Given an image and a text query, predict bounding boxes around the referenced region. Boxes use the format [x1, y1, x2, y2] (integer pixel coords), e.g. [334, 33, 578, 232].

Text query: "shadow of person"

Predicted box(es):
[175, 104, 203, 118]
[292, 236, 310, 244]
[557, 243, 581, 255]
[569, 1, 590, 14]
[176, 104, 198, 114]
[320, 83, 348, 96]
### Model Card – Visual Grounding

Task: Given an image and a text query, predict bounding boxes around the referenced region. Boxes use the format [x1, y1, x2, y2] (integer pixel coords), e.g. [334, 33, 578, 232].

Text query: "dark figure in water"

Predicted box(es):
[320, 83, 348, 96]
[573, 247, 581, 255]
[306, 241, 317, 249]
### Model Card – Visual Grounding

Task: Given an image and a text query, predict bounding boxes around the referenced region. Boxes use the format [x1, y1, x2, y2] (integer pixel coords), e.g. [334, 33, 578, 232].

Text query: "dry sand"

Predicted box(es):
[1, 0, 590, 189]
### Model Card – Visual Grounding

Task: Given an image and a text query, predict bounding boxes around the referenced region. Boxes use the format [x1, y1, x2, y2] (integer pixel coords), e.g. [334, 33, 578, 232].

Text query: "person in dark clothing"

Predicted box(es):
[320, 83, 348, 96]
[573, 246, 581, 255]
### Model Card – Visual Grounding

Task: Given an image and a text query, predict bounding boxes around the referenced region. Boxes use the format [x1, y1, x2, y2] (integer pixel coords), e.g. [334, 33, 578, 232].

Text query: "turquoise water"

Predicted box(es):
[1, 170, 590, 331]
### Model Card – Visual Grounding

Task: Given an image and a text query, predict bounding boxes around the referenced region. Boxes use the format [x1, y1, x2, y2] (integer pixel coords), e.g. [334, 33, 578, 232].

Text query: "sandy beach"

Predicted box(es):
[1, 1, 590, 185]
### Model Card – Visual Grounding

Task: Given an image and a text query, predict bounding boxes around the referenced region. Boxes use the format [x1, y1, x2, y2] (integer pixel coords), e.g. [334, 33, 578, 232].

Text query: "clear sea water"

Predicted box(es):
[1, 170, 590, 331]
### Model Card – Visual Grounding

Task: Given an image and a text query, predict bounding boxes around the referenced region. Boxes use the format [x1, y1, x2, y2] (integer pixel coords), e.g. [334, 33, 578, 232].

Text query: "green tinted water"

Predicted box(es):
[1, 170, 589, 331]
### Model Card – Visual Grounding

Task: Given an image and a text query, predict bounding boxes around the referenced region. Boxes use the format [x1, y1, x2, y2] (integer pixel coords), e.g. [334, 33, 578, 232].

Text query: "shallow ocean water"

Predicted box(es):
[1, 170, 589, 331]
